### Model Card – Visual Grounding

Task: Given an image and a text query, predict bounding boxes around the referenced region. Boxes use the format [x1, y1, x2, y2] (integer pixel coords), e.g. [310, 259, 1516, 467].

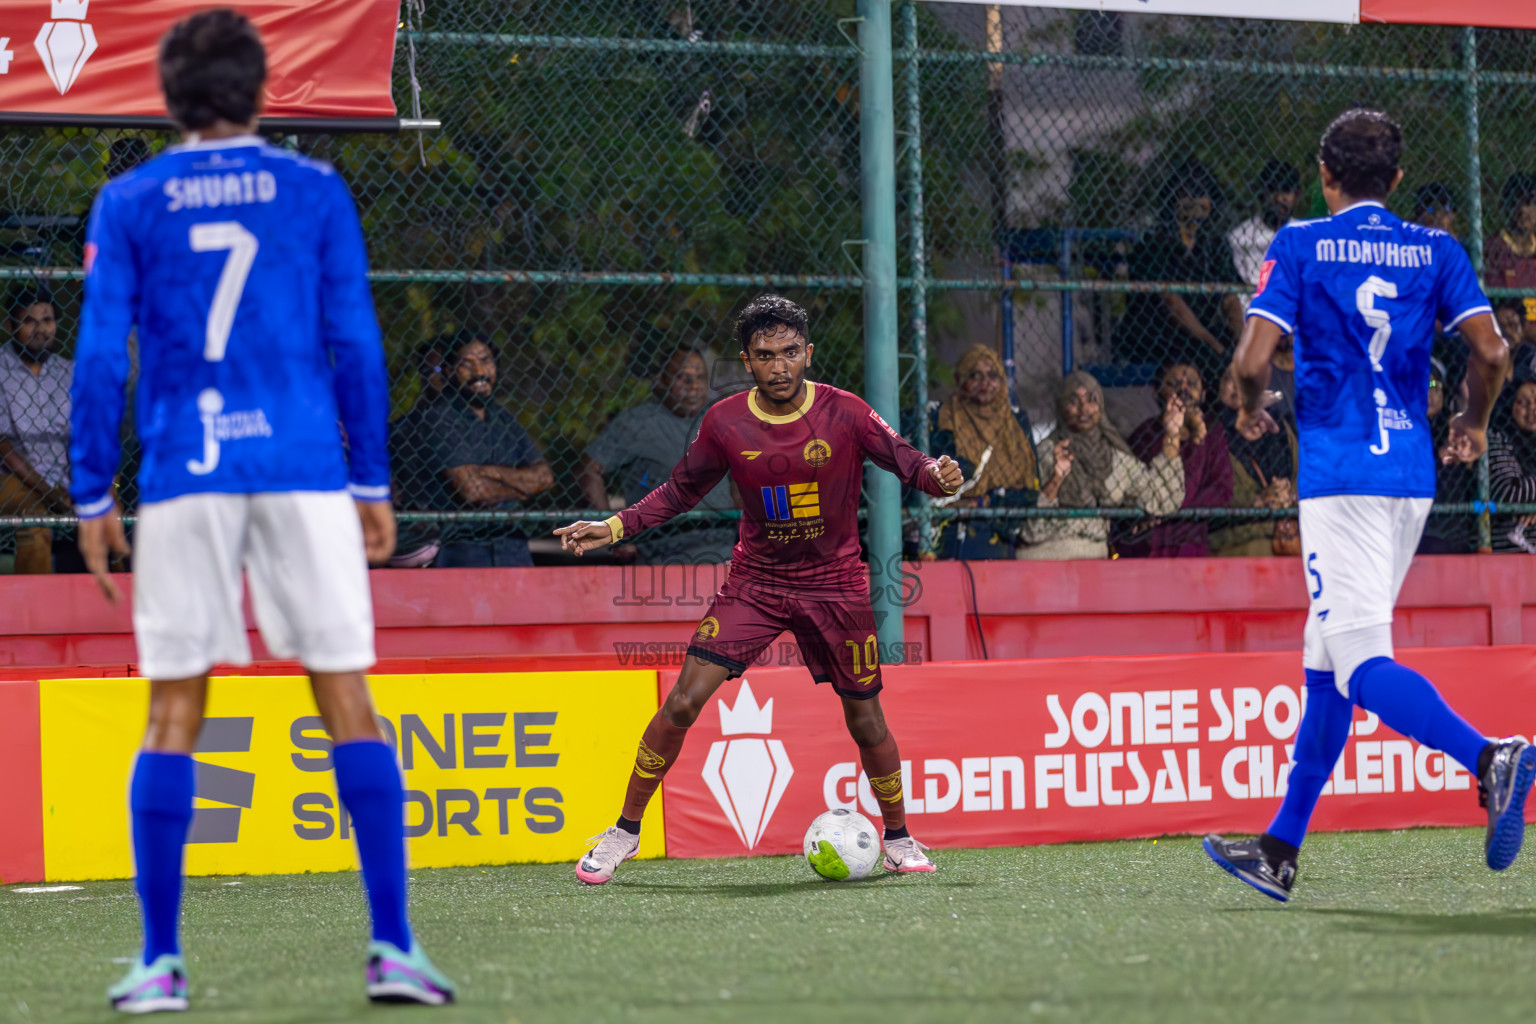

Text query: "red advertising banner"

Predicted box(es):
[660, 648, 1536, 859]
[1361, 0, 1536, 29]
[0, 1, 399, 118]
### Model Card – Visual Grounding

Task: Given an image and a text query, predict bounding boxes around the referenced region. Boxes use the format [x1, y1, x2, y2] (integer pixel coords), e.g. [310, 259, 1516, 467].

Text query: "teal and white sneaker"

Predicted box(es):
[108, 954, 188, 1014]
[366, 941, 457, 1005]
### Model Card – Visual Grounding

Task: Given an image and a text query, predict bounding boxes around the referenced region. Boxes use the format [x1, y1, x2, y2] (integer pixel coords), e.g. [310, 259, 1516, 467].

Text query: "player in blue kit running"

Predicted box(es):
[73, 11, 454, 1011]
[1203, 109, 1534, 902]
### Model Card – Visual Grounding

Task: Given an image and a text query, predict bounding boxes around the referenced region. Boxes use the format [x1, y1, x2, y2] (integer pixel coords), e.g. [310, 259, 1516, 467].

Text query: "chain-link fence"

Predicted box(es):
[1, 2, 1534, 571]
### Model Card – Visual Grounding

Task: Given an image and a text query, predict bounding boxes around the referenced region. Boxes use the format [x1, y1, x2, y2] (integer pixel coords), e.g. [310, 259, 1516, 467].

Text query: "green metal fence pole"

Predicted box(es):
[1463, 26, 1492, 552]
[900, 1, 933, 558]
[858, 0, 904, 662]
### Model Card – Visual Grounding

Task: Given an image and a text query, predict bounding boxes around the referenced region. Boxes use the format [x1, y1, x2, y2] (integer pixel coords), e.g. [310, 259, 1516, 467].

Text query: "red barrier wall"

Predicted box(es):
[4, 555, 1536, 669]
[0, 680, 43, 883]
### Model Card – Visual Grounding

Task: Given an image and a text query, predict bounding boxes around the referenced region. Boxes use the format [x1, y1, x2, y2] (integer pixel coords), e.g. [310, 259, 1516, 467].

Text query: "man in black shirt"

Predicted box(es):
[1121, 160, 1245, 379]
[404, 333, 553, 567]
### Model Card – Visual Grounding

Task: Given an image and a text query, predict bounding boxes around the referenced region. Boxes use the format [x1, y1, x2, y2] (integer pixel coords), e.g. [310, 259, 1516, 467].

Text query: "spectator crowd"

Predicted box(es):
[5, 160, 1536, 572]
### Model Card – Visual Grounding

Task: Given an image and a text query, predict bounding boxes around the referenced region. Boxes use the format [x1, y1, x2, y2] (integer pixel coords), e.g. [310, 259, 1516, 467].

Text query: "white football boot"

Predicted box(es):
[883, 835, 937, 873]
[575, 827, 640, 885]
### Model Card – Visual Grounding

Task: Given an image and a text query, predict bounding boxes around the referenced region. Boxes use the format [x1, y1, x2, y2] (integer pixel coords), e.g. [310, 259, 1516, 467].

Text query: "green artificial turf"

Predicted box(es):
[6, 828, 1536, 1023]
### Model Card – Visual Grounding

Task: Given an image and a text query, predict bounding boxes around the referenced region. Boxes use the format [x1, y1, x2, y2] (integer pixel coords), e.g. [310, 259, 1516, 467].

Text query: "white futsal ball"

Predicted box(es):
[804, 808, 881, 881]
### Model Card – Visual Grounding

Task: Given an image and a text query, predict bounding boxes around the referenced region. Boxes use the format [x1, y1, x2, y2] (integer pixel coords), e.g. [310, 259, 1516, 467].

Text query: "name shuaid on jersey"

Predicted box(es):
[163, 170, 278, 212]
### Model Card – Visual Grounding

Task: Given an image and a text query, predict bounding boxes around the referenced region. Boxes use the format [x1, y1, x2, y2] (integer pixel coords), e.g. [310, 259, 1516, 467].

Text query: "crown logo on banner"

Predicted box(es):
[36, 0, 97, 95]
[701, 679, 794, 849]
[717, 680, 773, 736]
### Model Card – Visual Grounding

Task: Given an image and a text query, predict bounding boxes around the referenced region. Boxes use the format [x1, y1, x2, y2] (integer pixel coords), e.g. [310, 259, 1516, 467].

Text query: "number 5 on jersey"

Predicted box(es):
[1355, 274, 1397, 372]
[190, 221, 258, 361]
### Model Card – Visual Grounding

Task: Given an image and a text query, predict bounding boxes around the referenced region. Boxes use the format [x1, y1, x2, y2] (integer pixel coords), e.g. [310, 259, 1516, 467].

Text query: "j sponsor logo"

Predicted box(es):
[701, 681, 793, 849]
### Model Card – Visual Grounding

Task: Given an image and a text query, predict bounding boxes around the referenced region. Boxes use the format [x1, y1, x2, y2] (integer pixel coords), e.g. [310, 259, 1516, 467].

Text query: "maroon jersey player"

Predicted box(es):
[557, 295, 962, 882]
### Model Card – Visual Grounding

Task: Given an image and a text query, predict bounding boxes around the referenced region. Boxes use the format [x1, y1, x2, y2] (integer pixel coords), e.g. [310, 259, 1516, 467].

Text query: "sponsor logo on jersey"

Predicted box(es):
[701, 680, 793, 850]
[695, 616, 721, 641]
[761, 482, 820, 521]
[740, 450, 762, 460]
[803, 438, 832, 467]
[187, 388, 274, 477]
[1255, 259, 1275, 296]
[869, 408, 901, 440]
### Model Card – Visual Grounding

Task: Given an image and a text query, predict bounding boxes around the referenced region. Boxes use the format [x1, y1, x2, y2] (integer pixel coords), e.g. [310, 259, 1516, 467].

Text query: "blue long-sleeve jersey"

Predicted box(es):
[71, 135, 391, 517]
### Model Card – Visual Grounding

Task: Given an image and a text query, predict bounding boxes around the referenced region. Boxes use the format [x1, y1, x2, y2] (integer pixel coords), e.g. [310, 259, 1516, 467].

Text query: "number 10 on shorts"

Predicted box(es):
[845, 634, 879, 687]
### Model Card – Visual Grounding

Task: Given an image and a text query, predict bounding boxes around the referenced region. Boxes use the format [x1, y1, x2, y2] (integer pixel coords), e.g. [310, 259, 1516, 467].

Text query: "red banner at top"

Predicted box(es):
[0, 0, 400, 119]
[1362, 0, 1536, 28]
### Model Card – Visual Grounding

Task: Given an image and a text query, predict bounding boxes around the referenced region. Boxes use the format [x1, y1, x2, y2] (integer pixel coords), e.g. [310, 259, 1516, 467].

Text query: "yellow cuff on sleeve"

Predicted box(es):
[605, 515, 625, 541]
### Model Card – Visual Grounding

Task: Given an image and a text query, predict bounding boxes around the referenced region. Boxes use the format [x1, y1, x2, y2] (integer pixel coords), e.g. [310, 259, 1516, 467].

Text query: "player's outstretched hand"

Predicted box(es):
[1443, 413, 1487, 464]
[1234, 390, 1284, 442]
[555, 519, 615, 556]
[931, 455, 964, 495]
[78, 505, 131, 605]
[356, 500, 398, 566]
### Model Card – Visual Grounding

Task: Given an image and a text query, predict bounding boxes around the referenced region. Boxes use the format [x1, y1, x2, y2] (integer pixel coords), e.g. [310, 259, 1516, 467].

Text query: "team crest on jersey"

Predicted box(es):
[1255, 259, 1275, 297]
[803, 438, 832, 467]
[695, 616, 721, 641]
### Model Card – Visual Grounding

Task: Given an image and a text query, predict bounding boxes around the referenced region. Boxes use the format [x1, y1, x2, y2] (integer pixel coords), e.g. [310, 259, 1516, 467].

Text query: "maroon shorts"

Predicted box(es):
[686, 579, 883, 699]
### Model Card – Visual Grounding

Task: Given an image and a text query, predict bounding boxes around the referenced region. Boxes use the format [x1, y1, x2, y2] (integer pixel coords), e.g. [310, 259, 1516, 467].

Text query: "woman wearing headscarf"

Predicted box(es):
[1016, 370, 1185, 560]
[1208, 362, 1299, 557]
[1488, 379, 1536, 554]
[1121, 361, 1233, 558]
[928, 344, 1038, 559]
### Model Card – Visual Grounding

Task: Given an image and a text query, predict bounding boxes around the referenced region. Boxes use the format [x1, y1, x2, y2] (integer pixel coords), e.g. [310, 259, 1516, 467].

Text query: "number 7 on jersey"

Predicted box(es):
[189, 221, 258, 362]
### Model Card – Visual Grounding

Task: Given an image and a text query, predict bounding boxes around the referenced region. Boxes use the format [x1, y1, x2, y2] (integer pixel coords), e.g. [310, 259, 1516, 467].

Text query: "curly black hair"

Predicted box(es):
[159, 9, 267, 131]
[733, 294, 809, 352]
[1318, 109, 1402, 200]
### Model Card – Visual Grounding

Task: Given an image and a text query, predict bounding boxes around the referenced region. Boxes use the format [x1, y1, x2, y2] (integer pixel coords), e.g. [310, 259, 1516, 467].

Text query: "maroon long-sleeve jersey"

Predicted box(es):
[606, 382, 950, 599]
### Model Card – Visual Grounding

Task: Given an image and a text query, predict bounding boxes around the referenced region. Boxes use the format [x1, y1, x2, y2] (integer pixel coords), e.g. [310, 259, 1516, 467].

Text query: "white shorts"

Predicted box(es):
[1299, 494, 1432, 692]
[132, 491, 376, 680]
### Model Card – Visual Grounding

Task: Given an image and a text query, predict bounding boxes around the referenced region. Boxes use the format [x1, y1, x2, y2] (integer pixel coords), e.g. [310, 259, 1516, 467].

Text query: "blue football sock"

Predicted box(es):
[130, 751, 195, 964]
[1266, 670, 1352, 850]
[333, 740, 412, 951]
[1349, 656, 1488, 776]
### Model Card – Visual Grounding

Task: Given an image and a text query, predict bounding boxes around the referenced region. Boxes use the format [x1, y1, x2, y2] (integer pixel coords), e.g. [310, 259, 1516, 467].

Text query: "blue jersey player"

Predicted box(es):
[1203, 110, 1534, 902]
[74, 12, 455, 1011]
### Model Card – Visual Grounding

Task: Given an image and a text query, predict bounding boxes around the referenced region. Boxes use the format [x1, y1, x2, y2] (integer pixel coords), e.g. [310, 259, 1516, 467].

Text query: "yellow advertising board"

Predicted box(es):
[39, 671, 661, 880]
